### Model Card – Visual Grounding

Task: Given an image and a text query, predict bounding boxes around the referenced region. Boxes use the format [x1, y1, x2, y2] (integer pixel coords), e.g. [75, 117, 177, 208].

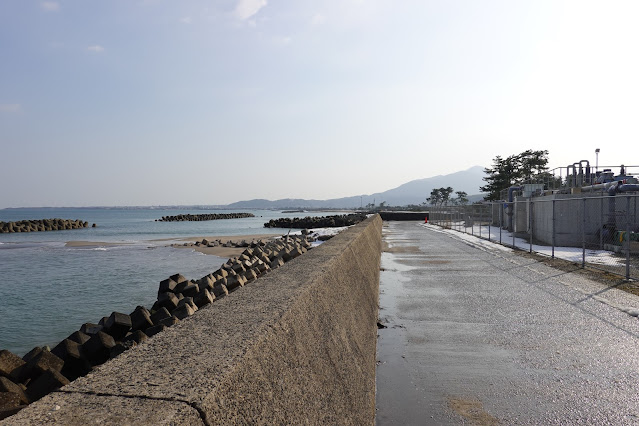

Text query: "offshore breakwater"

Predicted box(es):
[0, 219, 89, 233]
[156, 213, 255, 222]
[264, 213, 366, 228]
[4, 215, 382, 424]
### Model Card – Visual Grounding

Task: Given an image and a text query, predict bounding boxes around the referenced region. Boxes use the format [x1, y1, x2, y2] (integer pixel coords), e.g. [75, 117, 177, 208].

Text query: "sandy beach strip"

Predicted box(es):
[161, 234, 282, 258]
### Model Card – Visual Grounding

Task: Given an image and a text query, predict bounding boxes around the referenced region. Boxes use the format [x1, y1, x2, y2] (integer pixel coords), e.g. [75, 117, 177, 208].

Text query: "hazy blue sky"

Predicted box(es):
[1, 0, 638, 207]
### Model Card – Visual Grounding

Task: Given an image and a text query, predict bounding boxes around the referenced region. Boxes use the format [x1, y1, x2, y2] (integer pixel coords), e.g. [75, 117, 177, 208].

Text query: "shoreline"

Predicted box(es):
[65, 241, 133, 247]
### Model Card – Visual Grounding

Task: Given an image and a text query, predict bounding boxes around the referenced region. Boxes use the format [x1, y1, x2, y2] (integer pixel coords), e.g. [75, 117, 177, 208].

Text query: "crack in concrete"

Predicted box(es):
[54, 389, 211, 426]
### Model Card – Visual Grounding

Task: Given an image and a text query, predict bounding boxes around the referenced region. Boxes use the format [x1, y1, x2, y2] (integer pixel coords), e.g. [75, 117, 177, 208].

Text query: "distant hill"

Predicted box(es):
[226, 166, 486, 209]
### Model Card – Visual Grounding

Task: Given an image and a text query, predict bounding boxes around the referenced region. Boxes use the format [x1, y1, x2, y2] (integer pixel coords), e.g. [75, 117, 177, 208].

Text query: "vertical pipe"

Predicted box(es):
[552, 199, 556, 259]
[627, 196, 631, 280]
[582, 197, 586, 268]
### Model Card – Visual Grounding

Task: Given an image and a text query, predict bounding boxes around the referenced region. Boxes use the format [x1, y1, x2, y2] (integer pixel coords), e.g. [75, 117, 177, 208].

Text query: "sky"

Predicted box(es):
[1, 0, 638, 208]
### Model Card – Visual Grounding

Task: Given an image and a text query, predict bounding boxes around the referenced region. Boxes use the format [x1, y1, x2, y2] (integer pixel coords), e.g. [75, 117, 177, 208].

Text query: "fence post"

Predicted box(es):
[582, 198, 586, 268]
[552, 199, 556, 259]
[529, 199, 533, 253]
[513, 201, 516, 249]
[489, 204, 492, 241]
[499, 203, 502, 244]
[627, 196, 631, 280]
[479, 204, 483, 239]
[453, 206, 456, 231]
[600, 196, 604, 249]
[471, 205, 474, 236]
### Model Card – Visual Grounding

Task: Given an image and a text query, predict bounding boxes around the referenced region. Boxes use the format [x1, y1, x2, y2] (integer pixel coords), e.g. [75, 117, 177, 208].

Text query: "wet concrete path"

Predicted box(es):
[376, 222, 639, 425]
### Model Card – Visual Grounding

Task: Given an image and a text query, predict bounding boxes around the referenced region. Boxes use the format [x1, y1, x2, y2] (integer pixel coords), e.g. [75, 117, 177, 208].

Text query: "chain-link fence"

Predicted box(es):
[429, 194, 639, 280]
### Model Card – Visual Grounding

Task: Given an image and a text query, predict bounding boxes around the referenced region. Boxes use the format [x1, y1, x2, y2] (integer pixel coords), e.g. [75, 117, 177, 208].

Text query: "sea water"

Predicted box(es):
[0, 207, 333, 355]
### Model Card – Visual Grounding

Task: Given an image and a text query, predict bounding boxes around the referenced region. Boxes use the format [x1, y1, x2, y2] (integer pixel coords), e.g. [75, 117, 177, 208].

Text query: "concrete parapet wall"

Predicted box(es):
[3, 215, 383, 425]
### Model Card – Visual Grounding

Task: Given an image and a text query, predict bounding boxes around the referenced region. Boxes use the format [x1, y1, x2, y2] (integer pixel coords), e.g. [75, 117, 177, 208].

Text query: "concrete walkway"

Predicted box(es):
[376, 221, 639, 425]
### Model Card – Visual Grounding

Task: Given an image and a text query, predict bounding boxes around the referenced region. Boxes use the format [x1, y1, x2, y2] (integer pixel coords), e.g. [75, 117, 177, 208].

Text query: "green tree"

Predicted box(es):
[453, 191, 469, 205]
[427, 187, 455, 206]
[427, 188, 442, 205]
[481, 150, 550, 200]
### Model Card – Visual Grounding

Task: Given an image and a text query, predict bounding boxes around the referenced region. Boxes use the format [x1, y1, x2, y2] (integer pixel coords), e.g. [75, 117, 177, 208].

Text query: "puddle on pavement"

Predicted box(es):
[377, 248, 433, 424]
[381, 252, 416, 273]
[397, 258, 452, 266]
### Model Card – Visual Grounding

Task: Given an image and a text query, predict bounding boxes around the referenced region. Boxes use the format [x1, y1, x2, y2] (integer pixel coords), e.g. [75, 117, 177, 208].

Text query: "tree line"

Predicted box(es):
[426, 187, 468, 206]
[480, 149, 555, 201]
[426, 149, 554, 205]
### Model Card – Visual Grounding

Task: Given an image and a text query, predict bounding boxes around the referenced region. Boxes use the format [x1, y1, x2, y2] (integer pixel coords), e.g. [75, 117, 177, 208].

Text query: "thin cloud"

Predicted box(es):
[273, 35, 292, 46]
[0, 104, 22, 113]
[311, 13, 326, 26]
[179, 17, 192, 24]
[41, 1, 60, 11]
[235, 0, 267, 21]
[87, 45, 105, 53]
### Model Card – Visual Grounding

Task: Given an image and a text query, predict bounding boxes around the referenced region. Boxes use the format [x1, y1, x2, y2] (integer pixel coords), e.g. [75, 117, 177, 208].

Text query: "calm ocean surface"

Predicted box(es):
[0, 207, 334, 355]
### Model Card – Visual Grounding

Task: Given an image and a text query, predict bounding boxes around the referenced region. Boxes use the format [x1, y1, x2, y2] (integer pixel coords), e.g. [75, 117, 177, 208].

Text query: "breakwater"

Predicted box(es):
[156, 213, 255, 222]
[0, 232, 314, 420]
[3, 215, 382, 424]
[0, 219, 89, 233]
[378, 211, 429, 221]
[264, 213, 366, 228]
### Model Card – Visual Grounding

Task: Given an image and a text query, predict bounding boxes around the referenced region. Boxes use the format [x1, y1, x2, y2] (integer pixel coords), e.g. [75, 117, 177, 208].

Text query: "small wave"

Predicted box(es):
[92, 248, 108, 251]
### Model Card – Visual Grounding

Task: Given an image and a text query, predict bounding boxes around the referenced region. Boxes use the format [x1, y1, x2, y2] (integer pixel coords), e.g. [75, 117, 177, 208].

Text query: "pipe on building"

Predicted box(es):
[508, 186, 523, 203]
[579, 160, 591, 185]
[581, 181, 617, 192]
[605, 182, 639, 231]
[618, 184, 639, 193]
[506, 186, 523, 231]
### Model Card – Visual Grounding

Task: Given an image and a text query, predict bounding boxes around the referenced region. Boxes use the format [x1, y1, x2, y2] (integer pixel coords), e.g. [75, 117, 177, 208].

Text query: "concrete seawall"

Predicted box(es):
[4, 215, 382, 425]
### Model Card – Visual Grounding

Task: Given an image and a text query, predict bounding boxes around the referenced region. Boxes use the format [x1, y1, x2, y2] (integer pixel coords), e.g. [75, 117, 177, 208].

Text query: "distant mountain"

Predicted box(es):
[225, 166, 486, 209]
